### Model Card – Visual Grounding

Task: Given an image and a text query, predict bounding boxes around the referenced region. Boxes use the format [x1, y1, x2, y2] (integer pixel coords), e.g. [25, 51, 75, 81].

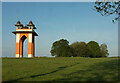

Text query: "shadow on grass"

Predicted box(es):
[55, 59, 119, 81]
[6, 62, 80, 82]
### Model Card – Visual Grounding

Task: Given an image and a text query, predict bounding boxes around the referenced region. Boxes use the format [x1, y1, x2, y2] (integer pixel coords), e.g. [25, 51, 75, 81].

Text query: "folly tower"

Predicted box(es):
[12, 21, 38, 58]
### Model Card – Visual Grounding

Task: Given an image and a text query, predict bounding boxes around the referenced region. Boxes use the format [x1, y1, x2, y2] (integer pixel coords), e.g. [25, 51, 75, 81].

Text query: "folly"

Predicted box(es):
[12, 21, 38, 58]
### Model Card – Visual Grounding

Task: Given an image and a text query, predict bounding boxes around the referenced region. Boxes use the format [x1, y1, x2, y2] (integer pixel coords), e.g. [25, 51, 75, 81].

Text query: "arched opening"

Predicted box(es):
[20, 35, 28, 58]
[23, 38, 28, 57]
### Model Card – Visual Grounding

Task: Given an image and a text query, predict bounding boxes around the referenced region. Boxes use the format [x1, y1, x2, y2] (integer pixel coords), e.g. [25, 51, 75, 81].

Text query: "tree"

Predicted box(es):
[50, 39, 72, 57]
[87, 41, 101, 58]
[94, 1, 120, 23]
[70, 41, 88, 57]
[100, 43, 109, 57]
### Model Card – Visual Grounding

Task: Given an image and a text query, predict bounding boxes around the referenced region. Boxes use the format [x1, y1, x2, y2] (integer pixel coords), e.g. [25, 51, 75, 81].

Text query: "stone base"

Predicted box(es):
[28, 54, 33, 58]
[16, 54, 34, 58]
[16, 54, 19, 58]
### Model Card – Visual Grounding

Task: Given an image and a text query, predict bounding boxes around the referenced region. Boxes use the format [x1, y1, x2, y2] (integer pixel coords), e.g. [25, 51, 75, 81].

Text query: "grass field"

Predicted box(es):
[2, 57, 119, 82]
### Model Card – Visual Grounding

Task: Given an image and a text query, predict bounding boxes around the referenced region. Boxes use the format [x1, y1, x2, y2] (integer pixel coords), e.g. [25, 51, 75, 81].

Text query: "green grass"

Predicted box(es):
[2, 57, 119, 82]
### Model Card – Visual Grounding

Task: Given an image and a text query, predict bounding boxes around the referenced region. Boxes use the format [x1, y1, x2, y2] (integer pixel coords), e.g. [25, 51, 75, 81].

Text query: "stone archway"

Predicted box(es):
[12, 21, 38, 58]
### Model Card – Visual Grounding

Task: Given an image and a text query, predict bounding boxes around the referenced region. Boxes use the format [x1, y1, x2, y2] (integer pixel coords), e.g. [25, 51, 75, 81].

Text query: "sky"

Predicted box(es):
[1, 0, 97, 2]
[2, 2, 118, 57]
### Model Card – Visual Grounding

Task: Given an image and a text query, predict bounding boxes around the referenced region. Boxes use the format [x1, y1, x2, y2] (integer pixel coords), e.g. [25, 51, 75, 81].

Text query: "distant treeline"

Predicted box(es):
[50, 39, 109, 58]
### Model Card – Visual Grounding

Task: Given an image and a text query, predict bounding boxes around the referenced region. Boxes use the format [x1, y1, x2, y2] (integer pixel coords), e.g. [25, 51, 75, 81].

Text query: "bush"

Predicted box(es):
[50, 39, 72, 57]
[87, 41, 102, 58]
[51, 39, 109, 58]
[70, 41, 88, 57]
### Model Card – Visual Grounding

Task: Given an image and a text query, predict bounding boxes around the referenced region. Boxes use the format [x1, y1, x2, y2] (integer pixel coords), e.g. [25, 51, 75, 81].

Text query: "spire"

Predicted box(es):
[15, 20, 23, 26]
[27, 20, 36, 29]
[17, 21, 20, 24]
[29, 21, 34, 25]
[15, 20, 23, 29]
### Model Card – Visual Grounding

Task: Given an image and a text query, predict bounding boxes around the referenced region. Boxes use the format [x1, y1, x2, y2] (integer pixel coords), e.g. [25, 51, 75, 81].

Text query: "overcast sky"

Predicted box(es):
[2, 2, 118, 57]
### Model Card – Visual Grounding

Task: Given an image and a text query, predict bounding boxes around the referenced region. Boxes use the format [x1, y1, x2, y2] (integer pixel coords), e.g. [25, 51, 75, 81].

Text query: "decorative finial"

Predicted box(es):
[15, 20, 23, 28]
[29, 21, 34, 25]
[17, 20, 21, 25]
[26, 21, 36, 29]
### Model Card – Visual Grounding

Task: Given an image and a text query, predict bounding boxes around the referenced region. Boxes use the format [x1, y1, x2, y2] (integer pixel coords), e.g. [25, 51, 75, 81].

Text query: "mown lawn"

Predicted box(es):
[2, 57, 119, 82]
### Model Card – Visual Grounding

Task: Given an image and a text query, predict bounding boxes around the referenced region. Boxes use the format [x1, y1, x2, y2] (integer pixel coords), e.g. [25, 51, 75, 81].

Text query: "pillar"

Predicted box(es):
[19, 39, 23, 58]
[16, 33, 20, 58]
[28, 33, 34, 57]
[32, 37, 35, 57]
